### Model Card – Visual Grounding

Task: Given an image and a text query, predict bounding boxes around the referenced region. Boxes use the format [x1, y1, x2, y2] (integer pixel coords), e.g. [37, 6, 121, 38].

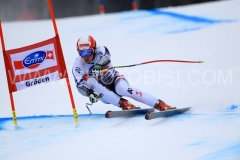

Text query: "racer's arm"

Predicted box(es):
[72, 59, 100, 103]
[95, 46, 111, 67]
[72, 64, 89, 96]
[92, 46, 111, 78]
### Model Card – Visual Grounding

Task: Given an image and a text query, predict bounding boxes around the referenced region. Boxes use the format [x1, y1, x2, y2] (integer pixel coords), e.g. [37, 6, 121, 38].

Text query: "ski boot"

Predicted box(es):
[154, 99, 176, 111]
[119, 98, 140, 110]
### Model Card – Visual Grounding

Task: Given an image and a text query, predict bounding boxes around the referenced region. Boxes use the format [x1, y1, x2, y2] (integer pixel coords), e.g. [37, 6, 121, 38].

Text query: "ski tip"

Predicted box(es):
[105, 111, 112, 118]
[145, 112, 152, 120]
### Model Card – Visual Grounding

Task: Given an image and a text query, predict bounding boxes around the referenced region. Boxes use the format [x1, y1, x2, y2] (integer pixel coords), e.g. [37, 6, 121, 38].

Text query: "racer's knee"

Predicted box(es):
[115, 79, 130, 96]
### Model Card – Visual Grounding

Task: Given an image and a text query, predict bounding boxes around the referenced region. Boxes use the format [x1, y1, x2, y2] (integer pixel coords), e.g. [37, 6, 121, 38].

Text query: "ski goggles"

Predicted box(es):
[78, 49, 94, 57]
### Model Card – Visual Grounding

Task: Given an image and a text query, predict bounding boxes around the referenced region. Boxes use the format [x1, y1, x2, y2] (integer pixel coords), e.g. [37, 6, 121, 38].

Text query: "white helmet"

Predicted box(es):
[76, 35, 96, 51]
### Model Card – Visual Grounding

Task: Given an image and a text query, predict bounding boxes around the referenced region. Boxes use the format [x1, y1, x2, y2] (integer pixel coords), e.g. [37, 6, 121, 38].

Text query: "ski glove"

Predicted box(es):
[92, 64, 103, 79]
[87, 89, 100, 103]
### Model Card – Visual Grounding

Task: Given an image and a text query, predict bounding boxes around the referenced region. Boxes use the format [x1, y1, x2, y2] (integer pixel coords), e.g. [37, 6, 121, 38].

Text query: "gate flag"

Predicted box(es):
[5, 37, 64, 92]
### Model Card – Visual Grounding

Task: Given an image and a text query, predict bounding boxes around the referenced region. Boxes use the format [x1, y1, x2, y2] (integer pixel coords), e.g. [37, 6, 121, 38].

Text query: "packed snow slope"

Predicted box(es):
[0, 0, 240, 159]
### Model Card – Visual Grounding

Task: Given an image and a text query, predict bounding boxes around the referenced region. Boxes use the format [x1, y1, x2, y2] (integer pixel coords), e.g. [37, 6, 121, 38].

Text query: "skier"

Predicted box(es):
[72, 35, 176, 111]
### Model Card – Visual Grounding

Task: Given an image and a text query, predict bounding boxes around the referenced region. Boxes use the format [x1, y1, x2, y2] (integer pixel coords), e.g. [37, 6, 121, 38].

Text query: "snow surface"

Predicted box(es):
[0, 0, 240, 159]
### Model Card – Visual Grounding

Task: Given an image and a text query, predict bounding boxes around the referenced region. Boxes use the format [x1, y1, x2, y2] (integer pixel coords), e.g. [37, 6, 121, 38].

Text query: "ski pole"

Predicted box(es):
[103, 59, 203, 72]
[113, 59, 203, 69]
[86, 103, 92, 114]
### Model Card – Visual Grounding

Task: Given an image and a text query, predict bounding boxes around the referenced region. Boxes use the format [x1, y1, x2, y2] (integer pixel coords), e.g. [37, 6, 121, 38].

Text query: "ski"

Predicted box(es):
[105, 108, 155, 118]
[145, 107, 191, 120]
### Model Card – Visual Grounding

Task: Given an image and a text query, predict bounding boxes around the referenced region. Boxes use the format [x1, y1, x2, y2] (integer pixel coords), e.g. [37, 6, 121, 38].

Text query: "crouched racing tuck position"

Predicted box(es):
[72, 35, 176, 111]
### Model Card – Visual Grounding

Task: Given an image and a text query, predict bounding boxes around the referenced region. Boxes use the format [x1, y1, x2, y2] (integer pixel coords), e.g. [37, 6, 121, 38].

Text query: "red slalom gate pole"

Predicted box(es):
[47, 0, 79, 127]
[0, 20, 18, 130]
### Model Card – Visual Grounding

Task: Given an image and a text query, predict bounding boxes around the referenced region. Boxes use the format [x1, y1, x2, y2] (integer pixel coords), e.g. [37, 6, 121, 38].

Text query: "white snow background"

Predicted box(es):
[0, 0, 240, 159]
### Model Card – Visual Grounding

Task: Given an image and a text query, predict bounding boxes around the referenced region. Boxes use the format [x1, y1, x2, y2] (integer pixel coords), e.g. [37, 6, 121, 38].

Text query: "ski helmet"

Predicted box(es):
[76, 35, 96, 51]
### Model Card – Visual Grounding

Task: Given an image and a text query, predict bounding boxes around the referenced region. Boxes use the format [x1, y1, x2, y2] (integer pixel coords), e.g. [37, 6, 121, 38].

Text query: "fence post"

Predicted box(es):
[99, 0, 105, 14]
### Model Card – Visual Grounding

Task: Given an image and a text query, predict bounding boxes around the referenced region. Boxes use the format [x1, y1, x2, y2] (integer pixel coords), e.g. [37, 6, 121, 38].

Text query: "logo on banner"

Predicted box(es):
[13, 51, 54, 70]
